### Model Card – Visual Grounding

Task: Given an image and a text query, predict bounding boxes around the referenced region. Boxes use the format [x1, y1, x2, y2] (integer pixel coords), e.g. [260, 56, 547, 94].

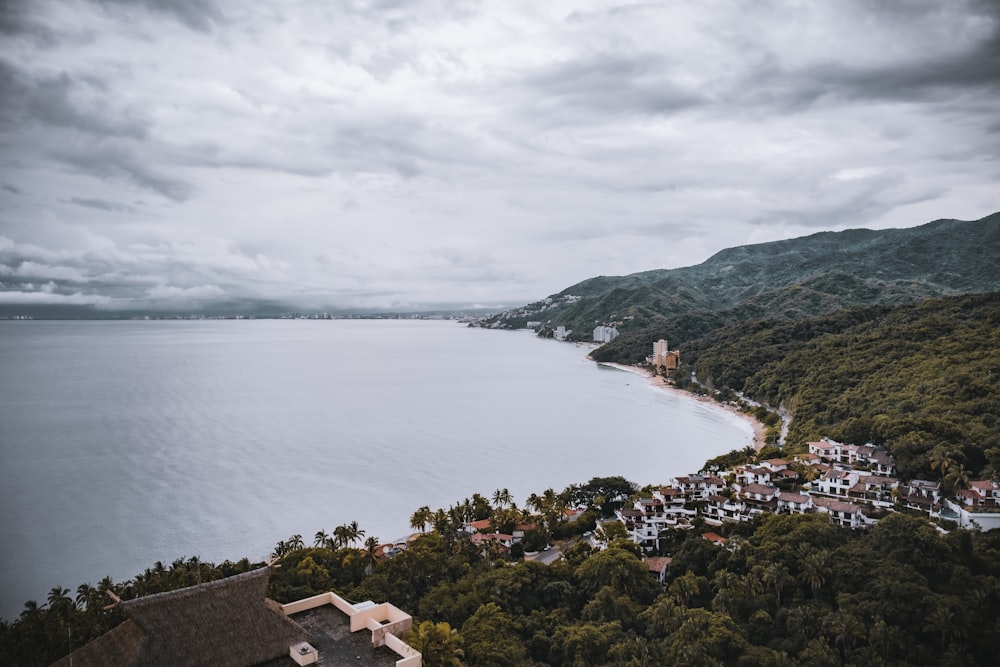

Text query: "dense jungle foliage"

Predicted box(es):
[6, 496, 1000, 667]
[679, 291, 1000, 481]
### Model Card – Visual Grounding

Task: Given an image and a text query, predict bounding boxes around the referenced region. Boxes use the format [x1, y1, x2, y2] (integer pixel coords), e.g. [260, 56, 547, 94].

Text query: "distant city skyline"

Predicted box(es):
[2, 1, 998, 313]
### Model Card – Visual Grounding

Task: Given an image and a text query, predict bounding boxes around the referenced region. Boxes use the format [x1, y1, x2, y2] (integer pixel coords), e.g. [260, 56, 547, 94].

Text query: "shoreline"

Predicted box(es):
[596, 361, 767, 452]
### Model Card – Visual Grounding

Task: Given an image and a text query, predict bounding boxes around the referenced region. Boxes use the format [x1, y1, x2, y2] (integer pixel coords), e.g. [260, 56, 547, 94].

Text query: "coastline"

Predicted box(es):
[596, 362, 767, 452]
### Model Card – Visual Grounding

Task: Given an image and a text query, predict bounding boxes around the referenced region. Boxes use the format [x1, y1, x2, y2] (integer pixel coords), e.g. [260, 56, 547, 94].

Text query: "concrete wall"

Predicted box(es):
[281, 591, 356, 616]
[386, 633, 421, 666]
[282, 593, 421, 667]
[351, 601, 410, 632]
[944, 500, 1000, 531]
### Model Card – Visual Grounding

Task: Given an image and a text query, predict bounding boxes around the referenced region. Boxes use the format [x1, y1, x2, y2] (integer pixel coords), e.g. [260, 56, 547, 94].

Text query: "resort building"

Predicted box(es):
[52, 567, 421, 667]
[811, 496, 873, 529]
[648, 339, 680, 374]
[807, 438, 896, 476]
[617, 435, 999, 548]
[593, 325, 619, 343]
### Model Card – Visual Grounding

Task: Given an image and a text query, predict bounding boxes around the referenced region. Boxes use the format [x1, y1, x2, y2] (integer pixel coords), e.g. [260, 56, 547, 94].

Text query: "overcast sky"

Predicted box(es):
[1, 0, 998, 312]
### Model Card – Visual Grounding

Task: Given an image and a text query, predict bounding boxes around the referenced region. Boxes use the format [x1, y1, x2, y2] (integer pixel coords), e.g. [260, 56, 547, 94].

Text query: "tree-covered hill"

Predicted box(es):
[482, 212, 1000, 341]
[683, 291, 1000, 481]
[7, 505, 1000, 666]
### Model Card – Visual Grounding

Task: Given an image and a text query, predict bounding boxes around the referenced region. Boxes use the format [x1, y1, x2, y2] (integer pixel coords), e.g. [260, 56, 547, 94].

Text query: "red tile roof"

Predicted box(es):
[645, 556, 671, 573]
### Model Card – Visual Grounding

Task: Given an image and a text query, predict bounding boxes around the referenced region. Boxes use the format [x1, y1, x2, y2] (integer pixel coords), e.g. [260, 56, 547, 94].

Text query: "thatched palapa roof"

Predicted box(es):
[51, 568, 309, 667]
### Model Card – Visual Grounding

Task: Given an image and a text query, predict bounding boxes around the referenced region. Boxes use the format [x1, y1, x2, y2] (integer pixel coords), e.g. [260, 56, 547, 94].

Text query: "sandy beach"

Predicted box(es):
[597, 362, 767, 452]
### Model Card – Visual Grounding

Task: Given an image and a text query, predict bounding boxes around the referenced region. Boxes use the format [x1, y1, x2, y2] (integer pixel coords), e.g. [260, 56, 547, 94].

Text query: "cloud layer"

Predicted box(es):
[1, 0, 998, 311]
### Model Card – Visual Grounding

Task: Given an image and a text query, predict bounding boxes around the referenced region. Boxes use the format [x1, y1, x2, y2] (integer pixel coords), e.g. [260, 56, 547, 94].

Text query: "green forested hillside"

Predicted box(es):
[8, 507, 1000, 666]
[686, 292, 1000, 481]
[485, 212, 1000, 342]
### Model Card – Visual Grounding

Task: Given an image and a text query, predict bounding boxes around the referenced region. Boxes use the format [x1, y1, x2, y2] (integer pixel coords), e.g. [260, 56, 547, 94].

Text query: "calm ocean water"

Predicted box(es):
[0, 319, 752, 619]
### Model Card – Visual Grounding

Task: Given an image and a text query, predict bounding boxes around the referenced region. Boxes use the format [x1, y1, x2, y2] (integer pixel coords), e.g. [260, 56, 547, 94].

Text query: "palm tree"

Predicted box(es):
[492, 488, 512, 508]
[470, 493, 492, 520]
[314, 530, 330, 548]
[543, 487, 563, 525]
[411, 505, 432, 533]
[869, 616, 902, 662]
[432, 508, 451, 534]
[333, 524, 350, 548]
[762, 562, 790, 607]
[799, 550, 830, 597]
[47, 586, 74, 612]
[460, 497, 474, 523]
[945, 464, 972, 494]
[347, 520, 366, 547]
[669, 572, 701, 607]
[527, 492, 543, 514]
[97, 575, 123, 607]
[187, 555, 205, 584]
[403, 620, 465, 666]
[271, 539, 291, 559]
[362, 535, 381, 574]
[75, 583, 100, 611]
[929, 445, 960, 478]
[20, 599, 42, 622]
[288, 534, 305, 551]
[825, 610, 866, 661]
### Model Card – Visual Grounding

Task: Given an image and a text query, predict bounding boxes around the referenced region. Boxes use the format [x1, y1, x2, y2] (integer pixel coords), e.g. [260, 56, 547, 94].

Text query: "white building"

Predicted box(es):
[593, 325, 619, 343]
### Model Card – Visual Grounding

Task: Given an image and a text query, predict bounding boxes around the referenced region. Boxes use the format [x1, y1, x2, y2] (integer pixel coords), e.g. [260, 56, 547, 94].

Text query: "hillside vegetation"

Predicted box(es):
[686, 292, 1000, 480]
[7, 502, 1000, 666]
[485, 212, 1000, 341]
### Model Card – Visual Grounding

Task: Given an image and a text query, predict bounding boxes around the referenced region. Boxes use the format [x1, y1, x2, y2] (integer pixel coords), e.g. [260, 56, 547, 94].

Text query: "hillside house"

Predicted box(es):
[51, 568, 420, 667]
[900, 479, 943, 513]
[704, 494, 746, 523]
[965, 480, 1000, 509]
[645, 557, 672, 586]
[847, 476, 899, 506]
[812, 496, 871, 529]
[671, 474, 724, 499]
[734, 465, 773, 487]
[740, 484, 780, 517]
[776, 491, 812, 514]
[814, 468, 857, 497]
[808, 438, 896, 476]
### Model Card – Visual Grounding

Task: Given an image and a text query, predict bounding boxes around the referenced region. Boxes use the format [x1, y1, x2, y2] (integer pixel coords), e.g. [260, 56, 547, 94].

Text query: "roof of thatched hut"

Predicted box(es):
[51, 568, 309, 667]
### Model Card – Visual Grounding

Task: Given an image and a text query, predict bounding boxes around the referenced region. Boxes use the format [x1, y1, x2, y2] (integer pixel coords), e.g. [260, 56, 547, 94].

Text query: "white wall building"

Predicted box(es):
[593, 325, 619, 343]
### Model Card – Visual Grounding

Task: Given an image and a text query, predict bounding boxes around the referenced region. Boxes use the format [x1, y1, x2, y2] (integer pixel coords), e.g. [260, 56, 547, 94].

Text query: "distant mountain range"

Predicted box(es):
[483, 211, 1000, 357]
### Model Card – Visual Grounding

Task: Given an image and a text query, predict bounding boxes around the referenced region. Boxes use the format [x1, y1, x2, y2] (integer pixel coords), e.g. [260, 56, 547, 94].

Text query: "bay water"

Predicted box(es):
[0, 319, 752, 619]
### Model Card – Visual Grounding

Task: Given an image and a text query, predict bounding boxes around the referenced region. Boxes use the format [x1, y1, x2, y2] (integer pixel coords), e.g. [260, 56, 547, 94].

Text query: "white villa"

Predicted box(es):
[612, 436, 997, 551]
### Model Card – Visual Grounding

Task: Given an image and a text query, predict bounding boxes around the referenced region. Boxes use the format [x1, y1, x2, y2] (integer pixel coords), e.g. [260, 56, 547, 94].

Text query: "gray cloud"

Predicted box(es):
[0, 0, 59, 46]
[0, 63, 149, 139]
[521, 53, 706, 120]
[94, 0, 226, 33]
[66, 196, 134, 212]
[0, 0, 997, 312]
[55, 145, 192, 201]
